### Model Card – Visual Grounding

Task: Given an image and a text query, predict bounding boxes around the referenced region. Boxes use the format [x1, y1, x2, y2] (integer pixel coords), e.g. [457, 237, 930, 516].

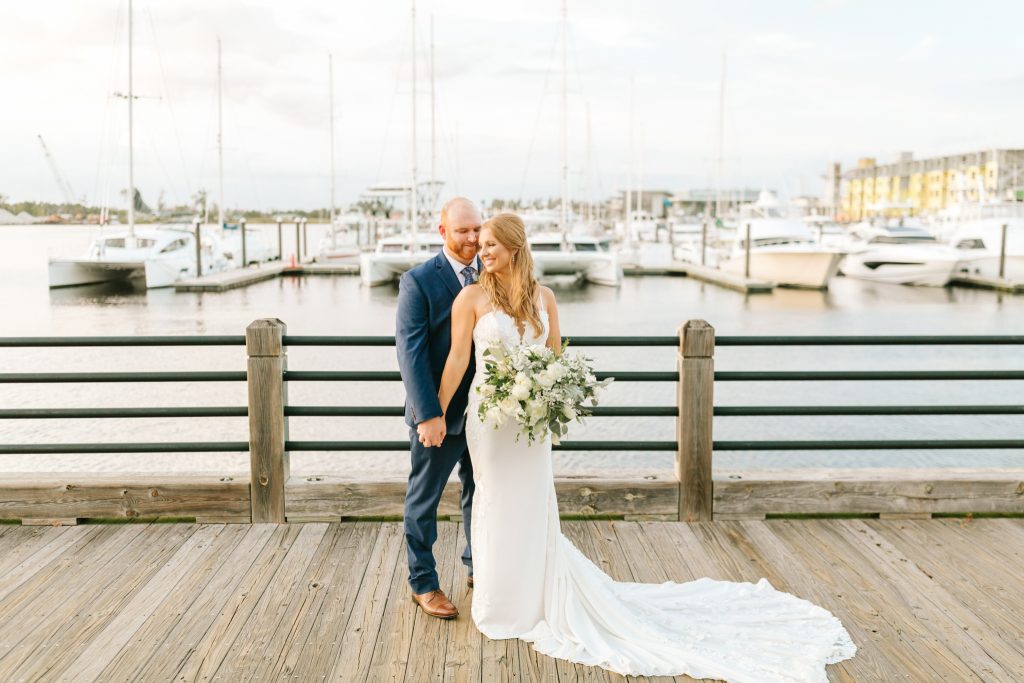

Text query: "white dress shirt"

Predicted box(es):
[443, 246, 479, 286]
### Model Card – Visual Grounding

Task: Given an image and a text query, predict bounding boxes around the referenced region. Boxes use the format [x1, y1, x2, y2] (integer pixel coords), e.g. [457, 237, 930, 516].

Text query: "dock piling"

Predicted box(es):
[276, 218, 283, 261]
[240, 217, 247, 267]
[302, 219, 309, 260]
[744, 223, 752, 278]
[193, 218, 202, 276]
[294, 220, 301, 263]
[999, 223, 1008, 280]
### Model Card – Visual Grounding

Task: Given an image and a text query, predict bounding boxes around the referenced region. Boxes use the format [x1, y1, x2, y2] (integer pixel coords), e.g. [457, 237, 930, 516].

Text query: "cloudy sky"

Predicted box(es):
[2, 0, 1022, 211]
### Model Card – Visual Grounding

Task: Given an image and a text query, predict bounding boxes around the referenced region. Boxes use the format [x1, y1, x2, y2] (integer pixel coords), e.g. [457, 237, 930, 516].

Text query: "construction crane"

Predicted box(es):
[37, 134, 77, 205]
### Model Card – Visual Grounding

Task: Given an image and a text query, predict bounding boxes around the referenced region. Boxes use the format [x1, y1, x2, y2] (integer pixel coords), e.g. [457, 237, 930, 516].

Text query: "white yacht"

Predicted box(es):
[936, 203, 1024, 282]
[359, 232, 443, 286]
[839, 222, 959, 286]
[714, 192, 843, 288]
[48, 226, 229, 288]
[528, 232, 622, 286]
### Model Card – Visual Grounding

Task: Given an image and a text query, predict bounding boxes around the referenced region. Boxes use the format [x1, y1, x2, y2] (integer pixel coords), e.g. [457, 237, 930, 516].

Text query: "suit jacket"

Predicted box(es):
[396, 250, 480, 435]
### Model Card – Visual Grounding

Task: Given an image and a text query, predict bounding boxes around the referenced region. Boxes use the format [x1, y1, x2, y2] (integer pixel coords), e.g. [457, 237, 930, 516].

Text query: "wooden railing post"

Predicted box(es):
[677, 319, 714, 521]
[246, 319, 289, 523]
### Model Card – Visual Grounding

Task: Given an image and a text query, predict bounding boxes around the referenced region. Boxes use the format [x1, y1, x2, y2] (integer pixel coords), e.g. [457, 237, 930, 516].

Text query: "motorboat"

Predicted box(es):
[48, 226, 229, 288]
[839, 222, 959, 286]
[359, 232, 443, 286]
[528, 231, 622, 286]
[714, 191, 843, 288]
[935, 203, 1024, 282]
[219, 224, 276, 266]
[316, 213, 367, 264]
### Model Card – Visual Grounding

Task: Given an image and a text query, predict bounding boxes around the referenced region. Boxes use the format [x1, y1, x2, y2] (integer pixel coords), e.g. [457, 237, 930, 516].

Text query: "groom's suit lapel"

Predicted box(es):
[434, 251, 462, 299]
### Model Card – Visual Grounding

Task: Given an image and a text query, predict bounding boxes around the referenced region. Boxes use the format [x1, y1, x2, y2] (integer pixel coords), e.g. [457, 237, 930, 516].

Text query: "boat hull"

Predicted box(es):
[47, 258, 190, 289]
[533, 252, 622, 286]
[840, 251, 959, 286]
[359, 252, 435, 286]
[719, 250, 842, 288]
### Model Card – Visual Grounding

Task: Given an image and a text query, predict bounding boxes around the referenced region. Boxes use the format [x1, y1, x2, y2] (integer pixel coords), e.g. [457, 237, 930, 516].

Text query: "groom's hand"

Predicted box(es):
[417, 416, 447, 448]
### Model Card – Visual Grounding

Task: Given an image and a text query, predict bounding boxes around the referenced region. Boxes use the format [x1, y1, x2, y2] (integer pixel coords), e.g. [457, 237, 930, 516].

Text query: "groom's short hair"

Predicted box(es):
[440, 197, 478, 229]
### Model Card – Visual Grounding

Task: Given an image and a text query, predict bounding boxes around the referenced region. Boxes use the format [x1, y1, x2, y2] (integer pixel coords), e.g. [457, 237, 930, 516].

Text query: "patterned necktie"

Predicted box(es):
[460, 265, 477, 287]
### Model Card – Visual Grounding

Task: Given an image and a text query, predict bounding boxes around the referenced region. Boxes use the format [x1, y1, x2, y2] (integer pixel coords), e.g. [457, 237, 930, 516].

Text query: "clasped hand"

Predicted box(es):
[417, 415, 446, 448]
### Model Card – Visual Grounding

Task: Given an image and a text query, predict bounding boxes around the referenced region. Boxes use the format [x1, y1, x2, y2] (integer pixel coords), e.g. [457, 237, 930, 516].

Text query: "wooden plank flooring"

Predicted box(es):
[0, 518, 1021, 682]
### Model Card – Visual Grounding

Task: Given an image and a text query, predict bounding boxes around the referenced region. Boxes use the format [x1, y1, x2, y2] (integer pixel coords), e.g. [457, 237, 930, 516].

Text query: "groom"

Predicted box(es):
[396, 197, 482, 619]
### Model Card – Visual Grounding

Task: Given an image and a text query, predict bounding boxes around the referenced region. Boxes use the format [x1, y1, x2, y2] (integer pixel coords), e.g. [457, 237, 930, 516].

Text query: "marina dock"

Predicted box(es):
[0, 517, 1020, 681]
[174, 260, 360, 293]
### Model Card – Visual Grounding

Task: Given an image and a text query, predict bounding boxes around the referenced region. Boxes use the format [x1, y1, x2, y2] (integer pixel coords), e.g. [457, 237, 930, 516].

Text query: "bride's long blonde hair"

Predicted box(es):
[478, 213, 543, 338]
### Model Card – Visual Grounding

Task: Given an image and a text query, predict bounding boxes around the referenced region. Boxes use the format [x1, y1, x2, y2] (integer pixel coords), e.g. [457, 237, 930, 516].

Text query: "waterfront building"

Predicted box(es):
[840, 149, 1024, 221]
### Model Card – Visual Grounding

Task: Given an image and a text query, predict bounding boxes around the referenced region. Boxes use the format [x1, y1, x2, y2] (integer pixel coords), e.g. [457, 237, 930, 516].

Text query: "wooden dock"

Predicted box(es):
[662, 261, 775, 294]
[0, 518, 1020, 681]
[951, 274, 1024, 293]
[174, 260, 360, 292]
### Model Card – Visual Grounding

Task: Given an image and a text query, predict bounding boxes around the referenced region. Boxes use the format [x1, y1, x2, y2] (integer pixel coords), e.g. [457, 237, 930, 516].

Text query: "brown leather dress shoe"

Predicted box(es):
[411, 589, 459, 619]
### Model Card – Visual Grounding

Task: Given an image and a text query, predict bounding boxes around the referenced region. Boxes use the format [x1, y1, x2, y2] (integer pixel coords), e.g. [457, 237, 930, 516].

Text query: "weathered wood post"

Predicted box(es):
[240, 216, 248, 267]
[744, 223, 752, 278]
[193, 217, 203, 276]
[246, 319, 289, 523]
[677, 319, 714, 521]
[999, 223, 1008, 280]
[276, 218, 283, 261]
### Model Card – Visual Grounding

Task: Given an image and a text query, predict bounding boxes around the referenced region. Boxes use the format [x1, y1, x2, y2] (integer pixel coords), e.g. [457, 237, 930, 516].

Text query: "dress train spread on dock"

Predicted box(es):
[465, 302, 857, 682]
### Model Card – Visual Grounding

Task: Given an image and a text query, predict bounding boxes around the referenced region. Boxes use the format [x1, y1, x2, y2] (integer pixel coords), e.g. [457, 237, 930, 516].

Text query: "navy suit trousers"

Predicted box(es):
[404, 427, 474, 594]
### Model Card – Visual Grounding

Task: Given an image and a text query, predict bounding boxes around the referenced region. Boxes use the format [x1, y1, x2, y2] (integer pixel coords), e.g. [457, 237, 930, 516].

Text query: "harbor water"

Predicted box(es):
[2, 224, 1022, 478]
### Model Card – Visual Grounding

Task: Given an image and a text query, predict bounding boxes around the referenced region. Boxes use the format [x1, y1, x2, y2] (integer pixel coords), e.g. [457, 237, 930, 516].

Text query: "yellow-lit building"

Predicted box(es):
[839, 149, 1024, 221]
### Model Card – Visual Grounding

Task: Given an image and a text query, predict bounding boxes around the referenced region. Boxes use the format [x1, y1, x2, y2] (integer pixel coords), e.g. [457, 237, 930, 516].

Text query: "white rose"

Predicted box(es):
[499, 397, 518, 415]
[478, 383, 495, 397]
[548, 362, 566, 380]
[515, 371, 529, 385]
[484, 406, 505, 428]
[511, 383, 531, 400]
[529, 401, 548, 424]
[536, 371, 555, 389]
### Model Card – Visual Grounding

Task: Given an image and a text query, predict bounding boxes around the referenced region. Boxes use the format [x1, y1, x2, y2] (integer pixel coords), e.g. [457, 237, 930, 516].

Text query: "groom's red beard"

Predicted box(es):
[447, 240, 478, 262]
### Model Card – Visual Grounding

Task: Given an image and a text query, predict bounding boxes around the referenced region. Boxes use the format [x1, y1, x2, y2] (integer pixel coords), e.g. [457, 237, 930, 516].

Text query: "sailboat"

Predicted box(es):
[49, 0, 230, 288]
[530, 0, 622, 286]
[359, 2, 448, 286]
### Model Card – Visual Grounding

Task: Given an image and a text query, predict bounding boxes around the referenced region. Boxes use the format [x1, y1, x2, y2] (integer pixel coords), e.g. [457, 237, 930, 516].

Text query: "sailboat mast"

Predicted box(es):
[559, 0, 569, 236]
[430, 15, 436, 213]
[217, 37, 225, 230]
[585, 103, 592, 223]
[329, 52, 336, 224]
[625, 76, 633, 242]
[127, 0, 135, 238]
[409, 0, 418, 238]
[715, 52, 725, 219]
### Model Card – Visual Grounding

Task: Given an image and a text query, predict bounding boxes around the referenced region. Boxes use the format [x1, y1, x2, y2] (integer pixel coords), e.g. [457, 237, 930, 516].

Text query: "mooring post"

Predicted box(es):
[246, 318, 289, 523]
[744, 223, 752, 278]
[276, 218, 283, 261]
[677, 319, 714, 521]
[999, 223, 1008, 280]
[240, 216, 248, 267]
[295, 220, 302, 263]
[193, 217, 203, 276]
[302, 218, 309, 259]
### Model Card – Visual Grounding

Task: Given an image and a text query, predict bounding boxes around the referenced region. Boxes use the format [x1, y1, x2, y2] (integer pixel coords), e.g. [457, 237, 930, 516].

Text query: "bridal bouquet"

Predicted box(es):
[476, 340, 612, 445]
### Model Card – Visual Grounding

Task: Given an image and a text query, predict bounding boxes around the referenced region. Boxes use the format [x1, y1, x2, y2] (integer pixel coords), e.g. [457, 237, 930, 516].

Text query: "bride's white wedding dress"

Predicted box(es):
[464, 297, 857, 682]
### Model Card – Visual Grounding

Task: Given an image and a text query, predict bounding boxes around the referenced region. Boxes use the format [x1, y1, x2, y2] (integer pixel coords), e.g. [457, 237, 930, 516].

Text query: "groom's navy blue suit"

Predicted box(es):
[396, 250, 479, 594]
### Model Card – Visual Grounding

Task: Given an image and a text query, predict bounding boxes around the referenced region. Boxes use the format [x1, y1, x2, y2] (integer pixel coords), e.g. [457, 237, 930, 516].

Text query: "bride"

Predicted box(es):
[435, 213, 857, 681]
